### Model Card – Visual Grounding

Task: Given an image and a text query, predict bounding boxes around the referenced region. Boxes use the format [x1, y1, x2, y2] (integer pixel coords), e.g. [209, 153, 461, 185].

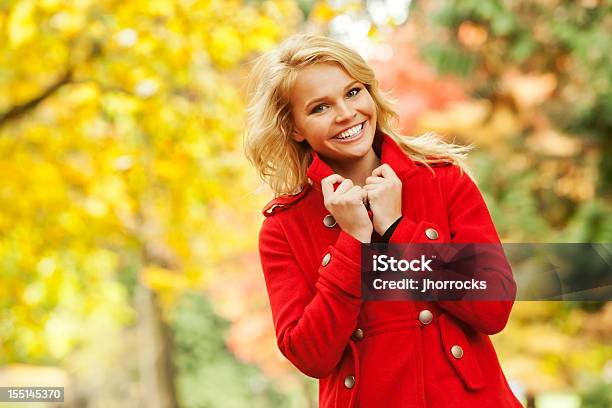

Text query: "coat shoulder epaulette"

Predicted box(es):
[262, 184, 311, 217]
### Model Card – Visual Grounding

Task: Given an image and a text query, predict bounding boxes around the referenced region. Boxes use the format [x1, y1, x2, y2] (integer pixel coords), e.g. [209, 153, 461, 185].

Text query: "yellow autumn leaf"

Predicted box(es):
[501, 71, 557, 109]
[311, 2, 336, 22]
[208, 25, 243, 68]
[7, 0, 37, 47]
[141, 265, 189, 293]
[48, 7, 86, 38]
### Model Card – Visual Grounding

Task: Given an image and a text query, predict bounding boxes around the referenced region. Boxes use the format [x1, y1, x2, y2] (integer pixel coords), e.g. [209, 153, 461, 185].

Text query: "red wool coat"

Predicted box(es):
[258, 133, 523, 407]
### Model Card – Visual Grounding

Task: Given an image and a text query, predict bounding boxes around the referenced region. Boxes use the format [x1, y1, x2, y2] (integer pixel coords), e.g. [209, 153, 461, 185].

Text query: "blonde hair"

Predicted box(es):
[244, 33, 472, 196]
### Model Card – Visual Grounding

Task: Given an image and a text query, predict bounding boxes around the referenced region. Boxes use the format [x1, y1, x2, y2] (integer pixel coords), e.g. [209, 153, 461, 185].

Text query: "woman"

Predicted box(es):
[244, 33, 522, 407]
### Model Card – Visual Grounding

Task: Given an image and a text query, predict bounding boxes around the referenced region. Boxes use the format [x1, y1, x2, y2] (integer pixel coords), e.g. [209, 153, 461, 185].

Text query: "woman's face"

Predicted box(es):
[289, 62, 377, 167]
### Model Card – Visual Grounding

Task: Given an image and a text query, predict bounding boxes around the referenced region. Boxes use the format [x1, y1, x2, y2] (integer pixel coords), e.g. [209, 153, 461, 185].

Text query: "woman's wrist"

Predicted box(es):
[381, 216, 403, 242]
[374, 214, 402, 236]
[346, 228, 372, 243]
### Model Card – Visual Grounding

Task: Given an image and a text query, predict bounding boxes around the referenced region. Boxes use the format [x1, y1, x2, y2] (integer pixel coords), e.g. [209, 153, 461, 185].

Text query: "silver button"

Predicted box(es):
[352, 328, 364, 341]
[323, 214, 337, 228]
[425, 228, 439, 240]
[322, 252, 331, 266]
[418, 310, 433, 325]
[451, 345, 463, 359]
[344, 375, 356, 389]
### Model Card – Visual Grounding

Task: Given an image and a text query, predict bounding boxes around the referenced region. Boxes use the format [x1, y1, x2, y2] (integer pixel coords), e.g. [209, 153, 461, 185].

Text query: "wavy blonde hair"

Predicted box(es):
[244, 33, 472, 196]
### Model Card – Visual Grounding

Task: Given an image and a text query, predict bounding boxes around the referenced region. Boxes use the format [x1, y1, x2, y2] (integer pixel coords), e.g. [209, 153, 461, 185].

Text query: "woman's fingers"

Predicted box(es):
[371, 163, 401, 183]
[363, 183, 384, 191]
[360, 188, 369, 204]
[342, 185, 368, 206]
[322, 174, 382, 206]
[321, 174, 345, 198]
[365, 176, 385, 185]
[345, 185, 365, 203]
[335, 178, 354, 194]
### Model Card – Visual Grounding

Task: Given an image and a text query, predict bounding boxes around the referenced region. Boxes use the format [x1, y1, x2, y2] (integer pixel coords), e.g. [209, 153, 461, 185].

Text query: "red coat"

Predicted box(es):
[258, 133, 522, 407]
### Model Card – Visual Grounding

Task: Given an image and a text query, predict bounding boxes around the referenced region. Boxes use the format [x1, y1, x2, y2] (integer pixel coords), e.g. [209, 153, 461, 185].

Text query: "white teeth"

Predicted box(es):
[335, 123, 363, 139]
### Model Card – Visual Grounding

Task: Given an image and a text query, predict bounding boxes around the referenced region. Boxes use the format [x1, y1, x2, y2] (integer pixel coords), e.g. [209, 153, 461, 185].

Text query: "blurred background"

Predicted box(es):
[0, 0, 611, 407]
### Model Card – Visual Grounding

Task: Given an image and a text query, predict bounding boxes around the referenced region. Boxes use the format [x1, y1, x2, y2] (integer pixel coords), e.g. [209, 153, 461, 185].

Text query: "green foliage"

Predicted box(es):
[419, 43, 478, 77]
[171, 292, 288, 408]
[580, 381, 612, 408]
[428, 0, 612, 142]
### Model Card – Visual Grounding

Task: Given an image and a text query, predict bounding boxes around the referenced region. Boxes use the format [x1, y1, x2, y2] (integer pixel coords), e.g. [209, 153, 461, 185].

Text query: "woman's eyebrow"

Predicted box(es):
[304, 80, 360, 110]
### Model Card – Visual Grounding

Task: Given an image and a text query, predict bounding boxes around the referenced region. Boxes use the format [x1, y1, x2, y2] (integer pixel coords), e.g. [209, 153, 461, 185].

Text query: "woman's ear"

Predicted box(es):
[291, 130, 306, 142]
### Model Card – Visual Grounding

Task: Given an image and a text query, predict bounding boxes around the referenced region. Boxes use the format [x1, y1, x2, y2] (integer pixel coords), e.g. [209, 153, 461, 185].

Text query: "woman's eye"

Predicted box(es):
[311, 104, 327, 113]
[347, 87, 361, 97]
[310, 87, 361, 114]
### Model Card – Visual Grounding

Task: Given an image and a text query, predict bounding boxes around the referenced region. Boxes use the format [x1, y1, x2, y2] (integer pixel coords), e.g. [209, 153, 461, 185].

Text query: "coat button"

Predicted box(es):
[322, 252, 331, 266]
[451, 345, 464, 359]
[344, 375, 356, 389]
[351, 328, 364, 341]
[323, 214, 337, 228]
[418, 310, 433, 325]
[425, 227, 439, 240]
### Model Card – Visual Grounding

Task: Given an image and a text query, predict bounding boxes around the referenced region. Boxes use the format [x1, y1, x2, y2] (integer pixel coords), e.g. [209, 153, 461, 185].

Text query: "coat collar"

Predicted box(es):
[262, 133, 422, 217]
[306, 131, 419, 188]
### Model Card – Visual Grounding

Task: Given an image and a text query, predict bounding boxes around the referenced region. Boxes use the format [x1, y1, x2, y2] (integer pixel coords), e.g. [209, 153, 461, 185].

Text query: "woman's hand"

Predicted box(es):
[322, 174, 372, 243]
[364, 164, 402, 236]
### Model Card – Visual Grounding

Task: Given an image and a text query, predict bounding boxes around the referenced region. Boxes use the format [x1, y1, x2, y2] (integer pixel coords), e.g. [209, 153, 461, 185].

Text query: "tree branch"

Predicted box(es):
[0, 70, 73, 130]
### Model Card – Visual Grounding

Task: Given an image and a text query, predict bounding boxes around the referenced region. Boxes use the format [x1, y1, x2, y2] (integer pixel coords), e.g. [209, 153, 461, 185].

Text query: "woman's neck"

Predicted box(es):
[330, 148, 380, 187]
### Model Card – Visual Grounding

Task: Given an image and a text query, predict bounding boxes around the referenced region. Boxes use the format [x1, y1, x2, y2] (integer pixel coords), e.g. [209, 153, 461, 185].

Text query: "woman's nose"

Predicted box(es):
[335, 101, 356, 122]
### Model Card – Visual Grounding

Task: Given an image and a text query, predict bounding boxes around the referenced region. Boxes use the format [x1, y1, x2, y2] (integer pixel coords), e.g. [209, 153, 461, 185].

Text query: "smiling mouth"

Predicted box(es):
[333, 121, 366, 140]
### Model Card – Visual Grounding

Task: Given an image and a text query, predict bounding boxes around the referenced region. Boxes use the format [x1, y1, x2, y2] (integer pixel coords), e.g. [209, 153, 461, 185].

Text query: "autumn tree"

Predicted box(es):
[0, 0, 300, 406]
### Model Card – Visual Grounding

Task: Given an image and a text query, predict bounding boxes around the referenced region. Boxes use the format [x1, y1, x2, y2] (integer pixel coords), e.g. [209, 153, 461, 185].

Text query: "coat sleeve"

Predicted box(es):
[387, 165, 516, 335]
[259, 216, 362, 378]
[436, 165, 516, 335]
